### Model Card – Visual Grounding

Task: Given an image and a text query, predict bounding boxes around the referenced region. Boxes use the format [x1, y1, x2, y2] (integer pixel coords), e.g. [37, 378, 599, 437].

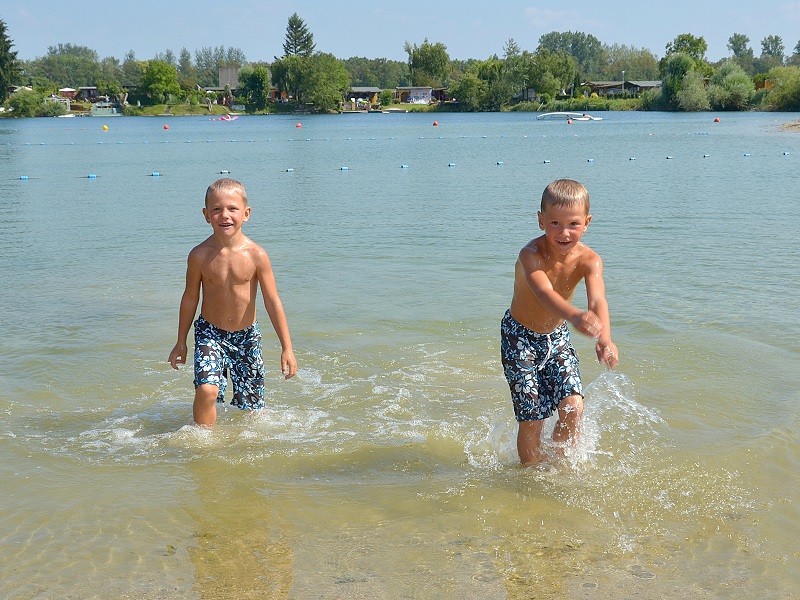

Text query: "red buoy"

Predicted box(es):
[296, 123, 302, 128]
[567, 119, 573, 124]
[163, 124, 169, 130]
[714, 117, 720, 123]
[433, 121, 439, 126]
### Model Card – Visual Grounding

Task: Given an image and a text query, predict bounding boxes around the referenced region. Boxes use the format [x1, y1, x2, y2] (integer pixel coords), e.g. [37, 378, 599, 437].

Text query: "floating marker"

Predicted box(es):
[666, 156, 673, 159]
[704, 154, 711, 158]
[587, 158, 594, 162]
[714, 117, 720, 123]
[163, 124, 169, 130]
[19, 175, 29, 180]
[448, 163, 456, 167]
[744, 153, 751, 157]
[151, 172, 160, 177]
[401, 164, 409, 169]
[219, 170, 230, 174]
[286, 168, 294, 172]
[433, 121, 439, 126]
[496, 161, 504, 165]
[340, 166, 349, 171]
[296, 123, 302, 128]
[783, 152, 790, 155]
[543, 160, 551, 164]
[87, 174, 97, 178]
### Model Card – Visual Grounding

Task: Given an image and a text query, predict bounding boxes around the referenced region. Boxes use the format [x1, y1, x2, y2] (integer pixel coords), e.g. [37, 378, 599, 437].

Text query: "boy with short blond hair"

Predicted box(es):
[501, 178, 617, 466]
[169, 178, 297, 426]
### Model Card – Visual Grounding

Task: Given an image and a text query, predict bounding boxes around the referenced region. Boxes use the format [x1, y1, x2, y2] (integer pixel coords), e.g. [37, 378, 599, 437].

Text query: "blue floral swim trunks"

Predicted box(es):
[193, 315, 266, 410]
[500, 310, 583, 421]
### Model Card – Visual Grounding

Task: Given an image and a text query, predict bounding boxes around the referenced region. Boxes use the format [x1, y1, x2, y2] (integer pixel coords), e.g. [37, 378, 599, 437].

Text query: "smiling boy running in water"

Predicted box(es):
[168, 178, 297, 426]
[501, 179, 618, 466]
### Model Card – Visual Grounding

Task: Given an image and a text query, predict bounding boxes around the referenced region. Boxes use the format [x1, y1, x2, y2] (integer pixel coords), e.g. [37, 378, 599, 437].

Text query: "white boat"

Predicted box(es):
[536, 112, 603, 121]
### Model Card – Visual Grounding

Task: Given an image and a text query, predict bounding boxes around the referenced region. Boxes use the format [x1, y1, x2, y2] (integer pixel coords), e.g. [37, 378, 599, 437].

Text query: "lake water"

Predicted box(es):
[1, 111, 798, 599]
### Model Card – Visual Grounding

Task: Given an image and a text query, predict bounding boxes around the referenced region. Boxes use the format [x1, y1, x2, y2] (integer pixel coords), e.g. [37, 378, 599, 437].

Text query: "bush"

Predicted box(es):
[39, 100, 68, 117]
[6, 89, 44, 117]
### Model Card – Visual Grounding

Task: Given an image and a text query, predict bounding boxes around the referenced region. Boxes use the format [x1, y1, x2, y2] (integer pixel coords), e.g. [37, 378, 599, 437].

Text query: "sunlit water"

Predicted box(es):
[1, 111, 798, 599]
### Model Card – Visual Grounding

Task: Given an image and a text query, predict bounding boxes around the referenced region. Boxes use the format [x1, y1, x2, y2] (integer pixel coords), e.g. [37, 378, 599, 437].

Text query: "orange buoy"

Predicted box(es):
[714, 117, 720, 123]
[433, 121, 439, 126]
[296, 123, 302, 128]
[163, 124, 169, 130]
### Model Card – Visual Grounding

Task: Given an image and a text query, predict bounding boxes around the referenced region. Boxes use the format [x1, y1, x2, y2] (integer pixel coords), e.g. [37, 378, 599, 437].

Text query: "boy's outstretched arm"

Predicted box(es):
[168, 252, 202, 369]
[255, 249, 297, 379]
[584, 255, 618, 369]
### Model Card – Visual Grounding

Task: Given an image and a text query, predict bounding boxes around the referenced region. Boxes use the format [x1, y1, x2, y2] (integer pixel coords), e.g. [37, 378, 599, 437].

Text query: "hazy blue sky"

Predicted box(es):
[5, 1, 800, 63]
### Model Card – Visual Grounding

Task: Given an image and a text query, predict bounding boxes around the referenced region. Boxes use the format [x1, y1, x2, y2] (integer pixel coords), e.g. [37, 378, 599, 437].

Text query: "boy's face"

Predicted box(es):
[537, 203, 592, 255]
[203, 188, 250, 236]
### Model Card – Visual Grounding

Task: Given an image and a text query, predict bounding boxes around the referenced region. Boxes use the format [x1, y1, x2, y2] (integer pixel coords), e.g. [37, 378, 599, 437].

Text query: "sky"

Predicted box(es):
[5, 1, 800, 64]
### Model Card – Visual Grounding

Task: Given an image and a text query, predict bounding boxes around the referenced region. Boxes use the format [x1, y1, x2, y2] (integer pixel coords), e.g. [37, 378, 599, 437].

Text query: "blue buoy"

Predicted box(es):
[629, 157, 636, 161]
[19, 175, 29, 180]
[587, 158, 594, 162]
[783, 152, 790, 155]
[87, 174, 97, 179]
[219, 170, 230, 174]
[496, 161, 504, 165]
[666, 156, 674, 160]
[401, 164, 409, 169]
[286, 168, 294, 172]
[340, 166, 349, 171]
[703, 154, 711, 158]
[448, 163, 456, 167]
[543, 160, 551, 164]
[743, 153, 751, 157]
[151, 172, 160, 177]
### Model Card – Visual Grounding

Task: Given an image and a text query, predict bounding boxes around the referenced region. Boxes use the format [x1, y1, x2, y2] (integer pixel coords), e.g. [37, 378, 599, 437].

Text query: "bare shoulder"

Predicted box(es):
[577, 242, 604, 273]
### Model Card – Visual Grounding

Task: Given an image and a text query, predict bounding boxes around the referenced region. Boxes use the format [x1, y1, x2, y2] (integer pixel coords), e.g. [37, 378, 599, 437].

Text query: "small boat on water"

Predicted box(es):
[536, 111, 603, 121]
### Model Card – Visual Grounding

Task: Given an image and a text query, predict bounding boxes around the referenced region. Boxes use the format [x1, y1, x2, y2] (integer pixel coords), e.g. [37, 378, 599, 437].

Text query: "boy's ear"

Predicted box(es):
[243, 205, 251, 221]
[584, 214, 593, 230]
[537, 211, 544, 230]
[202, 207, 210, 223]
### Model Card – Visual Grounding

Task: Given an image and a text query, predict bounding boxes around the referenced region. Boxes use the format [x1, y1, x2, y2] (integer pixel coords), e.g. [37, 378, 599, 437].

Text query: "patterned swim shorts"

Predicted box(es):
[193, 315, 266, 410]
[500, 310, 583, 421]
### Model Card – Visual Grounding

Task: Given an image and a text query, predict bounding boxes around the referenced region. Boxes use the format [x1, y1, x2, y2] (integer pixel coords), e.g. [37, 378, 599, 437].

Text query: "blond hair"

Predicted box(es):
[541, 179, 590, 214]
[205, 178, 248, 206]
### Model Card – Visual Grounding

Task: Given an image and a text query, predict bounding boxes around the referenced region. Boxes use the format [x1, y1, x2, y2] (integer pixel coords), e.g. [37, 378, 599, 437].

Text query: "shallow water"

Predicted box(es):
[1, 111, 799, 599]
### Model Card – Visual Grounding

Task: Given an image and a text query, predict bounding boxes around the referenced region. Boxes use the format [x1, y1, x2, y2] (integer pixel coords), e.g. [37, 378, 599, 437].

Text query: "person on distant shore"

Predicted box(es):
[501, 179, 618, 466]
[168, 178, 297, 426]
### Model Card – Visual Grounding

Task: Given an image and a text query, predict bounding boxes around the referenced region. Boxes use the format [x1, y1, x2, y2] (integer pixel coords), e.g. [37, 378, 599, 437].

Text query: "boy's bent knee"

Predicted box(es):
[195, 384, 220, 404]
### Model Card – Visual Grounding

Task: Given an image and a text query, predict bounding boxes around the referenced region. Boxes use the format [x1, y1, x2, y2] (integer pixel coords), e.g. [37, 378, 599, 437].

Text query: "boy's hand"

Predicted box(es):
[169, 344, 187, 370]
[596, 340, 619, 370]
[281, 349, 298, 380]
[571, 310, 604, 339]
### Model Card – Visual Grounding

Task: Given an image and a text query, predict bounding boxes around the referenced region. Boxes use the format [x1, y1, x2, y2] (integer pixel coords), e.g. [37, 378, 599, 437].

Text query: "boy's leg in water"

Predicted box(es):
[552, 394, 584, 450]
[517, 420, 547, 466]
[194, 384, 220, 426]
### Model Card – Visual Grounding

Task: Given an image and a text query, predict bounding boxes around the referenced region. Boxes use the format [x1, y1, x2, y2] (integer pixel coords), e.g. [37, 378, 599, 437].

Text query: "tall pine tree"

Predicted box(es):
[282, 13, 315, 57]
[0, 19, 21, 96]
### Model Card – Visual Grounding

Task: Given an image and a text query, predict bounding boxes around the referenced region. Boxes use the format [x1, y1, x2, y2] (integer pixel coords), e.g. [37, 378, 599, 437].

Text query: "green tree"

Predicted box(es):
[97, 56, 122, 97]
[404, 39, 450, 87]
[240, 64, 272, 109]
[343, 56, 409, 88]
[761, 35, 785, 59]
[707, 60, 754, 110]
[305, 53, 349, 111]
[448, 70, 488, 111]
[194, 46, 246, 88]
[662, 53, 696, 109]
[663, 33, 711, 76]
[0, 19, 20, 98]
[139, 59, 181, 104]
[283, 13, 316, 57]
[178, 48, 195, 83]
[121, 50, 143, 87]
[601, 44, 659, 80]
[270, 54, 308, 103]
[28, 43, 100, 88]
[727, 33, 755, 74]
[6, 88, 43, 116]
[537, 31, 607, 79]
[676, 71, 710, 111]
[789, 40, 800, 67]
[765, 65, 800, 110]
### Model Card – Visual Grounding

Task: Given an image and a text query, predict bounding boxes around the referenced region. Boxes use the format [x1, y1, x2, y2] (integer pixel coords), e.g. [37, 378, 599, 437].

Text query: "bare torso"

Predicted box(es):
[194, 235, 262, 332]
[509, 236, 591, 333]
